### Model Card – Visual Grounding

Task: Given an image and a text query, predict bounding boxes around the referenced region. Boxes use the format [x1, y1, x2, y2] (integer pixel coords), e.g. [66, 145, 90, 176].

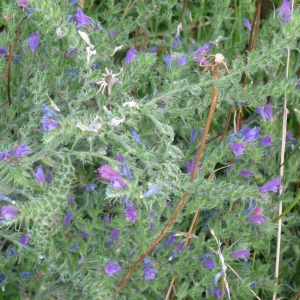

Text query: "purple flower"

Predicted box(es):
[124, 205, 138, 223]
[34, 165, 45, 184]
[111, 229, 119, 239]
[176, 241, 185, 251]
[107, 27, 117, 37]
[98, 165, 119, 180]
[244, 199, 256, 214]
[117, 154, 125, 162]
[177, 56, 187, 66]
[194, 44, 211, 56]
[28, 33, 40, 52]
[67, 14, 75, 23]
[163, 54, 173, 70]
[64, 211, 73, 226]
[18, 0, 28, 7]
[260, 134, 273, 146]
[259, 176, 281, 193]
[41, 104, 60, 120]
[194, 44, 211, 66]
[190, 129, 197, 143]
[1, 206, 20, 221]
[68, 196, 75, 204]
[12, 144, 30, 157]
[81, 231, 89, 238]
[256, 103, 273, 120]
[172, 36, 180, 48]
[75, 8, 91, 27]
[19, 233, 30, 246]
[232, 249, 250, 259]
[71, 243, 79, 250]
[263, 103, 273, 120]
[40, 117, 60, 131]
[143, 257, 152, 266]
[105, 262, 121, 276]
[0, 274, 6, 283]
[167, 233, 177, 246]
[131, 129, 141, 144]
[122, 197, 133, 206]
[195, 57, 209, 66]
[185, 159, 199, 175]
[106, 239, 114, 247]
[118, 161, 133, 181]
[103, 214, 110, 223]
[0, 46, 7, 56]
[149, 222, 155, 231]
[143, 266, 157, 280]
[25, 7, 36, 15]
[248, 214, 266, 224]
[97, 165, 127, 189]
[286, 130, 293, 141]
[252, 207, 263, 216]
[210, 288, 222, 299]
[199, 253, 211, 261]
[203, 259, 215, 270]
[19, 272, 33, 278]
[69, 0, 78, 7]
[247, 207, 266, 224]
[0, 150, 10, 160]
[109, 177, 127, 189]
[150, 45, 159, 53]
[125, 48, 137, 64]
[229, 143, 246, 157]
[243, 126, 260, 142]
[243, 18, 251, 31]
[5, 248, 16, 258]
[13, 53, 24, 63]
[85, 183, 97, 191]
[141, 184, 162, 199]
[239, 169, 252, 178]
[279, 0, 292, 22]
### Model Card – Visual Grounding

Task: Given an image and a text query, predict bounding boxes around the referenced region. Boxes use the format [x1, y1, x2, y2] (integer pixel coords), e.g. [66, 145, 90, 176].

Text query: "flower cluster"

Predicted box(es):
[97, 165, 127, 189]
[40, 104, 60, 132]
[0, 144, 30, 162]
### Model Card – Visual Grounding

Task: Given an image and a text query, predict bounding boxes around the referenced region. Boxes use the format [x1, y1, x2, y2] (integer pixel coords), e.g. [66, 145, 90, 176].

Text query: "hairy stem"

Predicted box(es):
[117, 63, 221, 296]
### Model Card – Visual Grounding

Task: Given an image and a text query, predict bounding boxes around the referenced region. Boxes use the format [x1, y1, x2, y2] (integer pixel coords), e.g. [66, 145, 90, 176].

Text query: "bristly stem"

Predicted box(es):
[116, 61, 222, 296]
[236, 0, 262, 130]
[180, 0, 189, 23]
[134, 25, 139, 49]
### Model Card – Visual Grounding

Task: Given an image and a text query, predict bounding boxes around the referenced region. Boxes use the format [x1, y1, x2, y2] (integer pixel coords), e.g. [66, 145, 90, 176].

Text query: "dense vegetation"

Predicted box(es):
[0, 0, 299, 299]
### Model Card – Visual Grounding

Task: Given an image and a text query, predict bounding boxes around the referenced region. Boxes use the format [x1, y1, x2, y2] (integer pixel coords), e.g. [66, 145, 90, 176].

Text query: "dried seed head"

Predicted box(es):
[214, 53, 225, 64]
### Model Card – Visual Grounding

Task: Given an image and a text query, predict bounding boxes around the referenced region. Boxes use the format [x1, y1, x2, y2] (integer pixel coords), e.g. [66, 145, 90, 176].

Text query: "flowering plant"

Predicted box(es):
[0, 0, 299, 299]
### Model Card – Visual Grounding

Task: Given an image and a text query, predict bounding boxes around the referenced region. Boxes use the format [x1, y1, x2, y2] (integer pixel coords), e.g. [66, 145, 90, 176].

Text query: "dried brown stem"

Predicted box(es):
[236, 0, 262, 130]
[165, 277, 177, 300]
[116, 191, 189, 294]
[165, 63, 221, 299]
[180, 0, 188, 23]
[134, 25, 139, 49]
[292, 289, 300, 300]
[117, 61, 222, 296]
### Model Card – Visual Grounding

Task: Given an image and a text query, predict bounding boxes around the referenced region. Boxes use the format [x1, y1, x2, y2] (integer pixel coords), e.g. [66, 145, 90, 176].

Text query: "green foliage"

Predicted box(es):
[0, 0, 299, 299]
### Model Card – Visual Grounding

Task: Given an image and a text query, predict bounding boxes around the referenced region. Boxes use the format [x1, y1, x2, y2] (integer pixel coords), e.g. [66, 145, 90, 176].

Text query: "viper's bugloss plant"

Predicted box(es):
[0, 0, 299, 299]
